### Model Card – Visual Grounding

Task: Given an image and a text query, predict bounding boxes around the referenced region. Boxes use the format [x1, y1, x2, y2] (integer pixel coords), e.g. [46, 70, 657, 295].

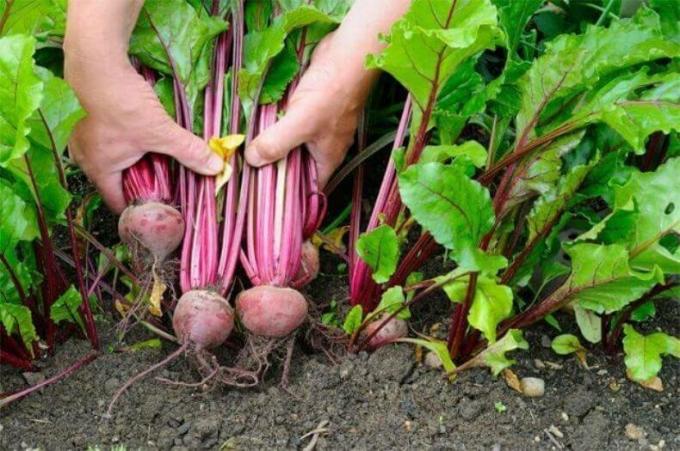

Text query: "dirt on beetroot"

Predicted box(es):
[1, 270, 678, 451]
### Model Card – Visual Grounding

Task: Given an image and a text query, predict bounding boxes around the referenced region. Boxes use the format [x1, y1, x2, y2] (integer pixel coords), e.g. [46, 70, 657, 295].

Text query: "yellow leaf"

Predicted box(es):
[312, 226, 349, 255]
[502, 368, 522, 393]
[626, 370, 663, 391]
[148, 274, 166, 317]
[115, 299, 130, 317]
[215, 163, 234, 195]
[209, 134, 244, 196]
[209, 134, 245, 159]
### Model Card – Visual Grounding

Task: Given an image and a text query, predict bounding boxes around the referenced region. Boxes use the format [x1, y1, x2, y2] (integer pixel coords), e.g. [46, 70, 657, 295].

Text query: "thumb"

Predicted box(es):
[154, 121, 224, 175]
[245, 107, 314, 167]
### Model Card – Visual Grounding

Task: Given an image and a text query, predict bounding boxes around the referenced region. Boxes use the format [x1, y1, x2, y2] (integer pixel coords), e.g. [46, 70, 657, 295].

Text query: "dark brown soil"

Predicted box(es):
[1, 271, 678, 451]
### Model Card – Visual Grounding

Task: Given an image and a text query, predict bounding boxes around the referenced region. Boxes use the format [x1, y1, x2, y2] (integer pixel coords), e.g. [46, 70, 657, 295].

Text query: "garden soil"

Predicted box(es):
[1, 269, 678, 451]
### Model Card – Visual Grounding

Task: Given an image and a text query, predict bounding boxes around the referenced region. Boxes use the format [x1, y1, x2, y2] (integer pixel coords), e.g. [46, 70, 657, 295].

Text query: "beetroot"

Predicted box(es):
[235, 286, 308, 337]
[293, 240, 320, 287]
[362, 314, 408, 349]
[118, 201, 184, 262]
[173, 290, 234, 350]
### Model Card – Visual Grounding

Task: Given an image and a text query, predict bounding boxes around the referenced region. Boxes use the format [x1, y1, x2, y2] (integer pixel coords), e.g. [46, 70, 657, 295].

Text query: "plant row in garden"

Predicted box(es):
[0, 0, 678, 408]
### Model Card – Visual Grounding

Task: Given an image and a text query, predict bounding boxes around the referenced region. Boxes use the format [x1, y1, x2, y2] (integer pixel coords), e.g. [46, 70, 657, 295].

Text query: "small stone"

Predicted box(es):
[104, 378, 120, 395]
[534, 436, 541, 442]
[424, 352, 443, 369]
[22, 372, 45, 386]
[625, 423, 646, 441]
[177, 422, 192, 435]
[548, 425, 564, 438]
[597, 369, 608, 376]
[520, 377, 545, 397]
[534, 359, 546, 369]
[492, 444, 501, 451]
[561, 412, 569, 422]
[541, 335, 552, 348]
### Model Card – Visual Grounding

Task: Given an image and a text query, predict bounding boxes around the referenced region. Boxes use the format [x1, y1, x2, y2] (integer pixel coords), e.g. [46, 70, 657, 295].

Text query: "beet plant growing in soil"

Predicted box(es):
[1, 0, 679, 416]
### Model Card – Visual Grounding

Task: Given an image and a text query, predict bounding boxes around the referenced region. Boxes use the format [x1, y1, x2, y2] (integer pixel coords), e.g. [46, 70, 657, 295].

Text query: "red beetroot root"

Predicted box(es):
[173, 290, 234, 350]
[118, 201, 185, 261]
[362, 314, 408, 349]
[293, 240, 320, 287]
[236, 286, 308, 337]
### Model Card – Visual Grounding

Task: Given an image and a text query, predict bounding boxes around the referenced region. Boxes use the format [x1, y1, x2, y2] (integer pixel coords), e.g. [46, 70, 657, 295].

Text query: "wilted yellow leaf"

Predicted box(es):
[209, 134, 245, 159]
[209, 134, 245, 196]
[148, 273, 166, 317]
[115, 299, 130, 317]
[626, 370, 663, 392]
[503, 368, 522, 393]
[312, 226, 349, 255]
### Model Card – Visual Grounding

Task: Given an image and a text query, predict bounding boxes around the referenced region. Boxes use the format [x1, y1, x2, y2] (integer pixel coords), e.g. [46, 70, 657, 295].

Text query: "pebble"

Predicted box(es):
[625, 423, 646, 441]
[520, 377, 545, 397]
[424, 352, 443, 369]
[22, 372, 45, 386]
[534, 359, 546, 369]
[540, 335, 552, 348]
[104, 378, 120, 395]
[176, 422, 191, 436]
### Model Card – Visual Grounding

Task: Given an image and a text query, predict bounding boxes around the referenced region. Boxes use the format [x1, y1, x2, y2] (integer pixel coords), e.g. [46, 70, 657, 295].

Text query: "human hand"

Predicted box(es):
[245, 0, 410, 188]
[64, 0, 223, 213]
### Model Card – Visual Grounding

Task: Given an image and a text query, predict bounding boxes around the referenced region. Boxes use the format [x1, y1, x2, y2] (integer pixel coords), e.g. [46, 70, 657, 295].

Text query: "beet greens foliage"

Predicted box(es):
[347, 0, 679, 381]
[0, 24, 98, 370]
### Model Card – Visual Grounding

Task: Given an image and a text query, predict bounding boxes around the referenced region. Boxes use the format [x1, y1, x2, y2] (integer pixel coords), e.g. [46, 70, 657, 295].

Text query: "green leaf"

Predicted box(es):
[569, 71, 680, 152]
[551, 334, 585, 355]
[28, 67, 85, 152]
[0, 0, 67, 41]
[439, 274, 512, 343]
[0, 247, 37, 305]
[366, 0, 501, 112]
[399, 162, 505, 272]
[507, 131, 585, 209]
[623, 324, 680, 381]
[419, 141, 488, 168]
[0, 181, 38, 252]
[239, 3, 344, 110]
[649, 0, 680, 42]
[0, 35, 43, 165]
[574, 304, 602, 344]
[631, 300, 656, 322]
[566, 243, 663, 314]
[434, 58, 488, 142]
[399, 337, 456, 374]
[614, 158, 680, 270]
[259, 44, 300, 104]
[0, 301, 37, 349]
[374, 286, 410, 321]
[517, 10, 680, 138]
[356, 224, 400, 284]
[342, 305, 363, 335]
[526, 158, 596, 243]
[130, 0, 227, 83]
[49, 286, 85, 331]
[460, 329, 528, 376]
[491, 0, 543, 57]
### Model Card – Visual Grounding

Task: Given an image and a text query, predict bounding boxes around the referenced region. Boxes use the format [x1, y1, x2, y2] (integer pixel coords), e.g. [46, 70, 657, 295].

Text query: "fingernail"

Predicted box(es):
[207, 153, 224, 173]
